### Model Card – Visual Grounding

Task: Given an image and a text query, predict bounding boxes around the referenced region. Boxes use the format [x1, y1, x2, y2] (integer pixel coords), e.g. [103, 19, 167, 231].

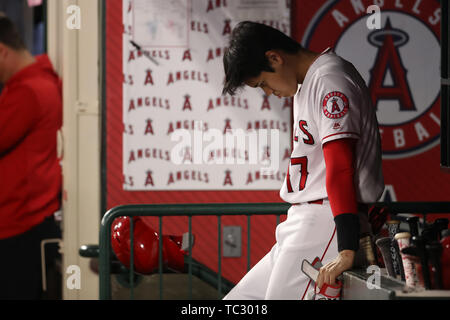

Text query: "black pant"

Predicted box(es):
[0, 215, 61, 300]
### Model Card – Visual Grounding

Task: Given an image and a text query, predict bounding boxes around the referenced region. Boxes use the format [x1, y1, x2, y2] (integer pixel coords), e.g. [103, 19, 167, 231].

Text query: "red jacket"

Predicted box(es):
[0, 54, 62, 239]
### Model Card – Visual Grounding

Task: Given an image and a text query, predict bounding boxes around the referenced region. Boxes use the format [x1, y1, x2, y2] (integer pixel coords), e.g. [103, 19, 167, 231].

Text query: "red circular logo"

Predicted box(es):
[304, 1, 441, 159]
[322, 91, 349, 119]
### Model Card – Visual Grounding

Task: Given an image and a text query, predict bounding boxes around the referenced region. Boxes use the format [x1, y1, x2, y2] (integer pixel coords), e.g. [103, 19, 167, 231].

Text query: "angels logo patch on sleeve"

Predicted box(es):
[322, 91, 349, 119]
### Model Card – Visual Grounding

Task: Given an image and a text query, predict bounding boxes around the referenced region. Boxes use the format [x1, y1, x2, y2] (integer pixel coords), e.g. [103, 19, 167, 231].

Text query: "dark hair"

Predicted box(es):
[0, 14, 26, 50]
[222, 21, 302, 96]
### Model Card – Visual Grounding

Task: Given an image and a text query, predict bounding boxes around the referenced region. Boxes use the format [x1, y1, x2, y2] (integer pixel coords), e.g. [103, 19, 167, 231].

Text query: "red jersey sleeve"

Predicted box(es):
[323, 138, 360, 252]
[323, 138, 358, 216]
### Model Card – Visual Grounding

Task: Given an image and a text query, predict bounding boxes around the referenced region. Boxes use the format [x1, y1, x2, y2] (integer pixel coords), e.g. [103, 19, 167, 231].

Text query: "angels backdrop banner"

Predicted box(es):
[104, 0, 448, 285]
[107, 0, 449, 205]
[291, 0, 448, 203]
[121, 0, 291, 191]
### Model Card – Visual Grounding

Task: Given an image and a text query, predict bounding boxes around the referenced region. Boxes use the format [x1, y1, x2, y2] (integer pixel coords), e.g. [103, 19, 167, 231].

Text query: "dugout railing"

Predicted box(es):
[78, 202, 450, 300]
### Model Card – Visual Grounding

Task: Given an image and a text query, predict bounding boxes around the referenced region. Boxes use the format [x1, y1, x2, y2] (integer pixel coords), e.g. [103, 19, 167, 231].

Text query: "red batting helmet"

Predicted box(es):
[111, 216, 187, 274]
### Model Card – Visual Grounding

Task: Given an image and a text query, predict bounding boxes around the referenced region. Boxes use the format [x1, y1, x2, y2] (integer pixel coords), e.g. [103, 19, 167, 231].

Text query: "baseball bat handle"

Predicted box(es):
[411, 236, 432, 290]
[426, 242, 443, 290]
[375, 237, 396, 277]
[406, 216, 419, 238]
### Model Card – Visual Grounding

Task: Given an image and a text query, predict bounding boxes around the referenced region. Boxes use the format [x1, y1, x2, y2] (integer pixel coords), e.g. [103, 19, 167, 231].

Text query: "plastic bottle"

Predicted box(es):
[440, 229, 450, 290]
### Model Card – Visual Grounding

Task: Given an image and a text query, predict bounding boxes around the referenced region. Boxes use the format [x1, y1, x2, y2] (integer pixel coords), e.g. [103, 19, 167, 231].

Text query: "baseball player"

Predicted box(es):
[221, 21, 384, 299]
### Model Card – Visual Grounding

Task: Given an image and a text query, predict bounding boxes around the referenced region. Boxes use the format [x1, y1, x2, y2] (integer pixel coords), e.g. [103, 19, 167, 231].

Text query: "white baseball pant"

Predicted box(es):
[223, 200, 338, 300]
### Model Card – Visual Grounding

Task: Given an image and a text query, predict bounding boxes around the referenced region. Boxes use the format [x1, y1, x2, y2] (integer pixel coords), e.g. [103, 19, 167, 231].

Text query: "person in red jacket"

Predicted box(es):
[0, 14, 62, 299]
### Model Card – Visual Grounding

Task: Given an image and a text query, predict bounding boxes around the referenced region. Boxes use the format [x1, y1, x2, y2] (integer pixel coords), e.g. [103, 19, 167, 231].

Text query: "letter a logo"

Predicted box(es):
[66, 5, 81, 30]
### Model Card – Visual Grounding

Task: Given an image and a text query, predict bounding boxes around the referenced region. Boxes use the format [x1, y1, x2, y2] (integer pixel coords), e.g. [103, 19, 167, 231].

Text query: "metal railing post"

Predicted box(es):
[129, 217, 134, 300]
[217, 215, 222, 298]
[159, 216, 163, 300]
[188, 216, 193, 299]
[247, 215, 251, 271]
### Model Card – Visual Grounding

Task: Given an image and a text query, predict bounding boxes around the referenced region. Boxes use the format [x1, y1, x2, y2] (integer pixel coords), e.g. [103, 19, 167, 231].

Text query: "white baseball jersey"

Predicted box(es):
[279, 48, 384, 204]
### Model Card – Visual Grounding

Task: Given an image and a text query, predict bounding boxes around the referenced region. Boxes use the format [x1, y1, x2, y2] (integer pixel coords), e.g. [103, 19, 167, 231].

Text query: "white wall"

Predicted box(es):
[47, 0, 102, 299]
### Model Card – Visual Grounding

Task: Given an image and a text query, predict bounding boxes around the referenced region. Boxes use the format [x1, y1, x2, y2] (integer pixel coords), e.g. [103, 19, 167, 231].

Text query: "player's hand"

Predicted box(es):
[316, 250, 355, 289]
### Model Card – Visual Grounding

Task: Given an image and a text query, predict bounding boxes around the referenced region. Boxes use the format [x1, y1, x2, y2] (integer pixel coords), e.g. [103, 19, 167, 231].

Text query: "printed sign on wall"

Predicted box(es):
[122, 0, 292, 190]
